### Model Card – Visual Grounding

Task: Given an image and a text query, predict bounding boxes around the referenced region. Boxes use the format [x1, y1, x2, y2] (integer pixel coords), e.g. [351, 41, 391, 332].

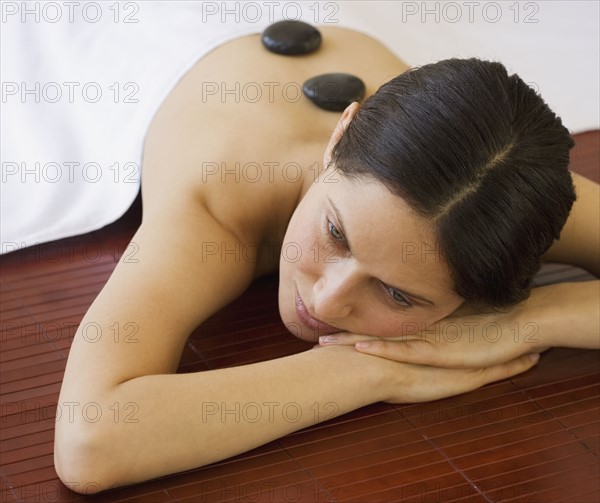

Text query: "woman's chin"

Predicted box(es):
[281, 315, 320, 342]
[278, 307, 320, 343]
[292, 326, 321, 343]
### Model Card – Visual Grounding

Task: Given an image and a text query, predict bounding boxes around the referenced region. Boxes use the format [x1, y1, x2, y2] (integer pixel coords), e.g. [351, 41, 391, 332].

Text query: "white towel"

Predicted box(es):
[2, 1, 598, 253]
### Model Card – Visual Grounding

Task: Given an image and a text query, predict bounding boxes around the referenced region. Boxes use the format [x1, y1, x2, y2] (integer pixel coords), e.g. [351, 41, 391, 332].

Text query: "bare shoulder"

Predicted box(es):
[318, 25, 410, 87]
[543, 171, 600, 275]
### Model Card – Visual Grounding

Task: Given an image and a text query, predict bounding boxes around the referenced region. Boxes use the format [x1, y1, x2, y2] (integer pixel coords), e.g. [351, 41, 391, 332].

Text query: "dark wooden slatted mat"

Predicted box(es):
[1, 131, 598, 503]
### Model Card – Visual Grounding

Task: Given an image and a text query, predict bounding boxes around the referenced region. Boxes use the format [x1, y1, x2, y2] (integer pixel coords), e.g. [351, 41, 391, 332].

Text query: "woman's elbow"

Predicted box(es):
[54, 421, 116, 495]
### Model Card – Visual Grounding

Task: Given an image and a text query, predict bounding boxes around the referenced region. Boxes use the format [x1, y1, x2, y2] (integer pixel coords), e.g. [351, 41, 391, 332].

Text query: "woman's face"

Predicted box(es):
[278, 170, 465, 342]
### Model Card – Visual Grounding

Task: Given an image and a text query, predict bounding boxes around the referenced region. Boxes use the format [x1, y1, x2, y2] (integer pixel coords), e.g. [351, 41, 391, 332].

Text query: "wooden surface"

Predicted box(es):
[1, 130, 598, 503]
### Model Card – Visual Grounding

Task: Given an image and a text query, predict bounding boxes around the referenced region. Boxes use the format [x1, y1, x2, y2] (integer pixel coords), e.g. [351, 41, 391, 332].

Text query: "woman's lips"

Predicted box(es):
[295, 289, 340, 335]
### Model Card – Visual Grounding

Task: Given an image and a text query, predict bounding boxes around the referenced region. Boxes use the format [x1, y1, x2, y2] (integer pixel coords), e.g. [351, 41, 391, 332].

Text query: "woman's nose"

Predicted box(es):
[312, 265, 356, 320]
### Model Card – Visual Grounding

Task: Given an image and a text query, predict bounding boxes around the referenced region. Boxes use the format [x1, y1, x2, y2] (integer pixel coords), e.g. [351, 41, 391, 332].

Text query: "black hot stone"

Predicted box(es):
[261, 20, 321, 55]
[302, 73, 366, 112]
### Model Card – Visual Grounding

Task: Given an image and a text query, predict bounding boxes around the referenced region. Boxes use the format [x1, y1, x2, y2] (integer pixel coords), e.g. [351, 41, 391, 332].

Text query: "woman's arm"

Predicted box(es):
[62, 339, 389, 491]
[54, 193, 538, 494]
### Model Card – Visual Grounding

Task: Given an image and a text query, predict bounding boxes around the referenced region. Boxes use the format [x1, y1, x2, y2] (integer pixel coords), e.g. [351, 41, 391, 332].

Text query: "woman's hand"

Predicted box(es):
[318, 303, 546, 369]
[380, 353, 540, 404]
[312, 344, 540, 404]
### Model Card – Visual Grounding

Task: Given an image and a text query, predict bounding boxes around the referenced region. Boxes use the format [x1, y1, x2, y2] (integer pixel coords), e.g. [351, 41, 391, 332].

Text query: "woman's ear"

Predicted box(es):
[323, 101, 361, 169]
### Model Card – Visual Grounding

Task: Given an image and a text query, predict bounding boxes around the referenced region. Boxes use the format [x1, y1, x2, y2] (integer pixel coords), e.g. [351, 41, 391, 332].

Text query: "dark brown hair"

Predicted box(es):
[332, 57, 576, 311]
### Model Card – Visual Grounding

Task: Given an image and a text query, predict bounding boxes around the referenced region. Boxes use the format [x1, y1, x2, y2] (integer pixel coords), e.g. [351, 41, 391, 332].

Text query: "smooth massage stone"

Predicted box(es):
[261, 20, 322, 55]
[302, 73, 366, 112]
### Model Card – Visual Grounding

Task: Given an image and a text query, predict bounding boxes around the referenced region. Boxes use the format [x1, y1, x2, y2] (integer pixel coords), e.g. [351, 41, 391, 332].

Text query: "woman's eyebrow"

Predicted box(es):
[327, 195, 435, 306]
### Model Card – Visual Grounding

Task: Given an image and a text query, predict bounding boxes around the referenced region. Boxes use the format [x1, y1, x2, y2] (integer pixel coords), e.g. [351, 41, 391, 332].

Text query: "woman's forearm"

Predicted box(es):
[59, 346, 388, 492]
[519, 280, 600, 350]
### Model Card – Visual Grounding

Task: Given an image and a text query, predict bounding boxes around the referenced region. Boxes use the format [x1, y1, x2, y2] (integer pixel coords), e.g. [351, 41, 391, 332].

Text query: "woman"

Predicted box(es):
[53, 27, 599, 493]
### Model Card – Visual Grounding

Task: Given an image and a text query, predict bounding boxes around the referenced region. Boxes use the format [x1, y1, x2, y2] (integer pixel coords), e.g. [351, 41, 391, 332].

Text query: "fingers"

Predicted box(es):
[476, 353, 540, 386]
[319, 333, 421, 348]
[390, 353, 540, 404]
[318, 333, 382, 347]
[353, 339, 453, 367]
[322, 333, 540, 371]
[353, 338, 529, 369]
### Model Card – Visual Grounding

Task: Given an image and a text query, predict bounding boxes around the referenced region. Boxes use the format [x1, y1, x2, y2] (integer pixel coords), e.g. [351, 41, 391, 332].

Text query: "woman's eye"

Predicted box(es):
[328, 221, 344, 241]
[388, 287, 412, 308]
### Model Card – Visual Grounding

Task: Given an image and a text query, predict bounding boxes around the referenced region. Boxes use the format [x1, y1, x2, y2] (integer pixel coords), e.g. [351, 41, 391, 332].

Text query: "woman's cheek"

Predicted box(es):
[362, 313, 428, 339]
[388, 318, 426, 338]
[285, 221, 321, 276]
